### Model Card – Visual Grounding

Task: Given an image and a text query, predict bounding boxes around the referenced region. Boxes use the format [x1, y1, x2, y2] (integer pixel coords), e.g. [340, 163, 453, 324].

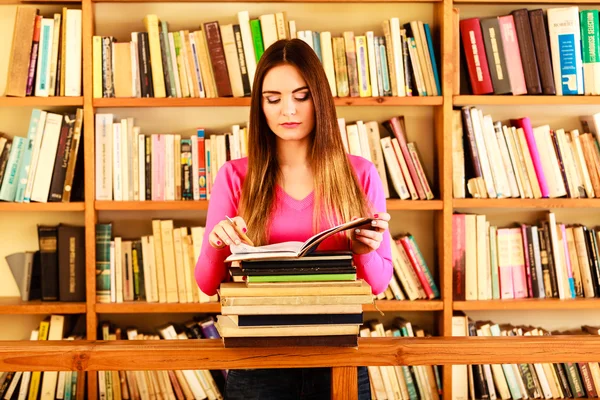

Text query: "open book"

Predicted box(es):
[225, 217, 373, 262]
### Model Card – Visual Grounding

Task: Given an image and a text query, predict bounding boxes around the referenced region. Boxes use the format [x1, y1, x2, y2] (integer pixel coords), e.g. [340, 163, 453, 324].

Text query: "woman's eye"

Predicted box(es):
[266, 97, 280, 104]
[295, 93, 310, 101]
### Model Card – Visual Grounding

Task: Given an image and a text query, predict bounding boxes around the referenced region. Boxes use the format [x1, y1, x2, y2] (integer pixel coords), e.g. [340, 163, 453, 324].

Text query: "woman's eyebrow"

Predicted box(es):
[262, 86, 309, 95]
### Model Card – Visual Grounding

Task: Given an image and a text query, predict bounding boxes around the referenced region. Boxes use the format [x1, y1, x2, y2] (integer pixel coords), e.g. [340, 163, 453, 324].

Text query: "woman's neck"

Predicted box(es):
[276, 137, 310, 167]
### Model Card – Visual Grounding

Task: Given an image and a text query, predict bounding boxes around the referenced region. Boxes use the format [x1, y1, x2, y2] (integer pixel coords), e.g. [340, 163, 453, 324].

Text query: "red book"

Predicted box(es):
[459, 18, 493, 95]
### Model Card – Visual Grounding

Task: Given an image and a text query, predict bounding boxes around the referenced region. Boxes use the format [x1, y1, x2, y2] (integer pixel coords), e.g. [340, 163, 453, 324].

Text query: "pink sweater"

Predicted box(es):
[194, 155, 393, 296]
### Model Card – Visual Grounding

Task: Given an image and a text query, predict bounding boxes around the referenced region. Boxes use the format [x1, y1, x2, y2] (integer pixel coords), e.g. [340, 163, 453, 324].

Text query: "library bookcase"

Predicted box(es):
[1, 0, 600, 398]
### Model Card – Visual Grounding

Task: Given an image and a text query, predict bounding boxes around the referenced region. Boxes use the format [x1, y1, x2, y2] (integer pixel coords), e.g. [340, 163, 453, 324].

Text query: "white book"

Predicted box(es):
[237, 11, 256, 89]
[180, 230, 195, 303]
[95, 114, 113, 200]
[345, 124, 361, 156]
[391, 138, 419, 200]
[220, 24, 245, 97]
[320, 32, 337, 97]
[380, 136, 410, 200]
[23, 110, 47, 202]
[547, 7, 583, 95]
[476, 215, 490, 300]
[172, 228, 188, 303]
[119, 119, 129, 201]
[30, 113, 63, 203]
[502, 125, 526, 199]
[493, 122, 520, 198]
[532, 125, 567, 198]
[188, 32, 206, 98]
[481, 114, 511, 198]
[469, 107, 497, 198]
[288, 20, 297, 39]
[337, 118, 349, 154]
[570, 129, 595, 198]
[178, 30, 196, 98]
[259, 14, 278, 50]
[365, 31, 379, 97]
[48, 13, 61, 96]
[112, 123, 122, 201]
[365, 121, 390, 198]
[109, 241, 116, 303]
[138, 133, 146, 201]
[132, 126, 140, 201]
[389, 18, 406, 97]
[355, 120, 372, 162]
[34, 18, 54, 97]
[64, 9, 82, 96]
[548, 212, 566, 299]
[131, 33, 141, 97]
[555, 128, 581, 198]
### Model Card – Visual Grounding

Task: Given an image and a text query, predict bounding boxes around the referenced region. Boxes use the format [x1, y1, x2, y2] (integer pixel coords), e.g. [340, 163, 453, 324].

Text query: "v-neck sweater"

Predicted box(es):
[194, 155, 393, 296]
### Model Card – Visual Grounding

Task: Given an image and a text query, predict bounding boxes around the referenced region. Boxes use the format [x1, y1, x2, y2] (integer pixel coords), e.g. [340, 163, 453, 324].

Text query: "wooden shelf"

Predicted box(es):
[0, 300, 86, 315]
[455, 0, 599, 3]
[364, 300, 444, 312]
[96, 199, 442, 211]
[454, 298, 600, 311]
[95, 300, 441, 314]
[454, 95, 600, 106]
[0, 202, 85, 212]
[0, 97, 83, 107]
[95, 302, 221, 314]
[93, 96, 442, 108]
[453, 198, 600, 209]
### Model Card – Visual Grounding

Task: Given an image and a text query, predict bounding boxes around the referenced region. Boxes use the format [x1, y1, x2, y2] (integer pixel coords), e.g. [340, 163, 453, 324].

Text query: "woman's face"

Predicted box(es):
[261, 64, 315, 143]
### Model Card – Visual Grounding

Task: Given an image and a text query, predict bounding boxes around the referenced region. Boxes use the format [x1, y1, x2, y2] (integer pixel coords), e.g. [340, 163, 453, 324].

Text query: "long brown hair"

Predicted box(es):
[239, 39, 372, 246]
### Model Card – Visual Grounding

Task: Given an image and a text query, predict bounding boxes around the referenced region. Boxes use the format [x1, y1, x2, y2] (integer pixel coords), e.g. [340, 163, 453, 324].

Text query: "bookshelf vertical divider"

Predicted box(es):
[82, 0, 99, 397]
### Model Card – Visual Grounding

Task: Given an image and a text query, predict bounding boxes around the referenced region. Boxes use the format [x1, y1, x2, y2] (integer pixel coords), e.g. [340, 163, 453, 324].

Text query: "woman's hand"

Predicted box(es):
[350, 213, 391, 255]
[209, 216, 248, 249]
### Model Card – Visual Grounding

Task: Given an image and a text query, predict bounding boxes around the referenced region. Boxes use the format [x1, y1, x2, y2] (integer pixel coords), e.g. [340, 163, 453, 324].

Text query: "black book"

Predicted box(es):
[234, 313, 363, 327]
[38, 225, 59, 301]
[232, 266, 356, 277]
[480, 17, 512, 94]
[58, 225, 86, 302]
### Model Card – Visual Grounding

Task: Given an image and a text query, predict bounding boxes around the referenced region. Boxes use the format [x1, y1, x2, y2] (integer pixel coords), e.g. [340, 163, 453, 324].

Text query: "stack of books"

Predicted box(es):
[215, 218, 376, 348]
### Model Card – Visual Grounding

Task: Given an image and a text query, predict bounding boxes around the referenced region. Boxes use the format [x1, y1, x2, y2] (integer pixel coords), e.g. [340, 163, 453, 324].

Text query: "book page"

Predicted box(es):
[230, 241, 304, 255]
[299, 217, 374, 256]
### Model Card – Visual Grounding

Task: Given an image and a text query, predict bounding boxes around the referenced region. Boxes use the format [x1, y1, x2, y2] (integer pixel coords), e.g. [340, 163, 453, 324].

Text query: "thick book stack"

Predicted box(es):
[453, 211, 600, 301]
[216, 251, 373, 347]
[4, 6, 82, 98]
[453, 314, 600, 400]
[0, 108, 84, 204]
[458, 6, 600, 96]
[453, 107, 600, 199]
[93, 12, 440, 99]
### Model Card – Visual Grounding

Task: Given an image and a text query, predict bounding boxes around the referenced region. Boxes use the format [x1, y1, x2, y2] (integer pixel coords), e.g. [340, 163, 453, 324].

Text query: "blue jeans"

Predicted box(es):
[224, 367, 371, 399]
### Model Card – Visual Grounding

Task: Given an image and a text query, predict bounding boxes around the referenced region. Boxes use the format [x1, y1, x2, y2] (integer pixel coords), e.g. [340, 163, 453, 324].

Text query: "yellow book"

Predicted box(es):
[28, 318, 50, 400]
[143, 14, 166, 98]
[354, 35, 371, 97]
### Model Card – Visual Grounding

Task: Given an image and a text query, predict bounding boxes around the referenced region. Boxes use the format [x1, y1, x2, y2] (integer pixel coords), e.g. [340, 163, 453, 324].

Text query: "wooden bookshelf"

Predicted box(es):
[453, 95, 600, 106]
[0, 301, 86, 315]
[0, 97, 84, 107]
[93, 96, 442, 108]
[454, 298, 600, 311]
[453, 198, 600, 209]
[0, 202, 85, 212]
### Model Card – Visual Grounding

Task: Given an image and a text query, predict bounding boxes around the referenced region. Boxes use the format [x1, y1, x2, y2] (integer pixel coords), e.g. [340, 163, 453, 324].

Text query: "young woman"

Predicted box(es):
[195, 38, 393, 399]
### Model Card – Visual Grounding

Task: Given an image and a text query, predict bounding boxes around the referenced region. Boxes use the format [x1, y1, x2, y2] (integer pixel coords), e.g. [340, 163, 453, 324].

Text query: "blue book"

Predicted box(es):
[312, 31, 322, 62]
[423, 24, 441, 95]
[0, 137, 28, 201]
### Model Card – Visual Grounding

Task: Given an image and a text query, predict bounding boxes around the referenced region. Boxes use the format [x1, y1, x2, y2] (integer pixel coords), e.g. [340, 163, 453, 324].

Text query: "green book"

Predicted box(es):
[247, 273, 356, 283]
[249, 19, 264, 63]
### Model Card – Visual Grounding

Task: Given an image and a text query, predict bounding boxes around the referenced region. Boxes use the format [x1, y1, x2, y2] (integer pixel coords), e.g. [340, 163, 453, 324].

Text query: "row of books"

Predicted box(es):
[362, 319, 442, 400]
[4, 224, 85, 304]
[459, 7, 597, 96]
[341, 116, 434, 201]
[453, 314, 600, 400]
[97, 318, 225, 400]
[0, 315, 86, 400]
[0, 108, 84, 204]
[94, 113, 435, 202]
[453, 107, 600, 199]
[5, 6, 82, 98]
[95, 221, 218, 304]
[95, 12, 440, 100]
[453, 211, 600, 301]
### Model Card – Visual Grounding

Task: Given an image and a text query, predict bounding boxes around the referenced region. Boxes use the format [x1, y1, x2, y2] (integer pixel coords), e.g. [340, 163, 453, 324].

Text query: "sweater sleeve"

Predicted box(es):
[353, 162, 394, 295]
[195, 161, 243, 296]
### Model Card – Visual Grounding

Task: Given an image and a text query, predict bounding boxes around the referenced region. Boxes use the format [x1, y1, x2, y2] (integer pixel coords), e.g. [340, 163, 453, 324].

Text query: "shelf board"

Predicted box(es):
[0, 96, 83, 107]
[454, 95, 600, 106]
[0, 300, 86, 315]
[95, 302, 221, 314]
[387, 199, 443, 210]
[0, 202, 85, 212]
[453, 198, 600, 209]
[93, 96, 442, 108]
[455, 0, 598, 3]
[364, 300, 443, 312]
[96, 300, 442, 314]
[454, 298, 600, 311]
[96, 200, 442, 211]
